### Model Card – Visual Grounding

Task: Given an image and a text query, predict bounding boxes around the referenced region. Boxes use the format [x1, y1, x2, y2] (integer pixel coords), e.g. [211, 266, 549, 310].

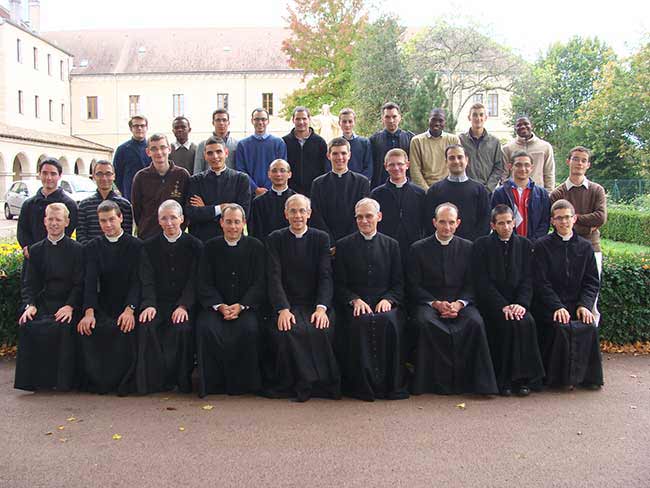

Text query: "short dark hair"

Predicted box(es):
[212, 108, 230, 121]
[381, 102, 401, 114]
[327, 137, 350, 153]
[172, 116, 190, 127]
[292, 106, 311, 118]
[491, 204, 514, 223]
[128, 115, 148, 128]
[568, 146, 592, 161]
[251, 107, 269, 119]
[93, 160, 113, 173]
[511, 150, 532, 164]
[38, 157, 63, 175]
[551, 199, 575, 217]
[97, 199, 122, 217]
[204, 136, 226, 148]
[429, 108, 446, 118]
[147, 133, 169, 147]
[444, 144, 466, 159]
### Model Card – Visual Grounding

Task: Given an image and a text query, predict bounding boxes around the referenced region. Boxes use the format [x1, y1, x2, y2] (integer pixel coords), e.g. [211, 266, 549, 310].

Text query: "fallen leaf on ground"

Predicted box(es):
[112, 434, 122, 440]
[455, 403, 466, 409]
[577, 431, 583, 436]
[44, 432, 53, 436]
[57, 425, 65, 430]
[178, 427, 185, 432]
[201, 405, 214, 411]
[66, 416, 77, 422]
[165, 407, 177, 411]
[630, 405, 637, 410]
[59, 438, 68, 443]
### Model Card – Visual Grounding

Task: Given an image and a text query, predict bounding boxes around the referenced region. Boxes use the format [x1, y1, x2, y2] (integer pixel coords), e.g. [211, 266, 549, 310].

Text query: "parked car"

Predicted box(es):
[4, 175, 96, 219]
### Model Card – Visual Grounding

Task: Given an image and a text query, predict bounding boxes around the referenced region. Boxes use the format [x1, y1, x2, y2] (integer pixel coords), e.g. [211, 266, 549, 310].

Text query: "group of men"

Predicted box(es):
[14, 99, 606, 401]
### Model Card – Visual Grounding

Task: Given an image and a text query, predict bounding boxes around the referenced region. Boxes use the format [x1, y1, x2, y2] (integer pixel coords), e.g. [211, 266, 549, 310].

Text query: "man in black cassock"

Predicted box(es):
[533, 199, 603, 389]
[370, 148, 425, 268]
[423, 144, 490, 241]
[14, 203, 83, 392]
[77, 200, 145, 395]
[334, 198, 408, 401]
[408, 202, 497, 395]
[248, 159, 296, 243]
[265, 194, 340, 402]
[186, 137, 251, 242]
[137, 200, 202, 394]
[310, 137, 370, 247]
[196, 204, 266, 397]
[472, 205, 545, 396]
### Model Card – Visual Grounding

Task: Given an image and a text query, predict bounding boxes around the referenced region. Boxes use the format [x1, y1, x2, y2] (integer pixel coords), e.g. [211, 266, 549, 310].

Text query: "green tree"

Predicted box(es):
[280, 0, 368, 117]
[349, 15, 413, 135]
[402, 71, 451, 134]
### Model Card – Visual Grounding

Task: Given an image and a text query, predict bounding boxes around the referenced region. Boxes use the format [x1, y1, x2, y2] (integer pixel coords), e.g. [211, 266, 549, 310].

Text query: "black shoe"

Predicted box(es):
[517, 386, 530, 397]
[500, 388, 512, 397]
[582, 383, 602, 391]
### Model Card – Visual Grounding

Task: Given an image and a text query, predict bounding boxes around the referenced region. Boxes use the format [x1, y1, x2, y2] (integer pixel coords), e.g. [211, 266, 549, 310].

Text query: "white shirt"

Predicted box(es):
[47, 234, 65, 245]
[289, 227, 308, 238]
[164, 231, 183, 243]
[565, 177, 589, 190]
[361, 231, 377, 241]
[173, 141, 192, 151]
[272, 185, 289, 196]
[105, 231, 124, 243]
[389, 178, 407, 188]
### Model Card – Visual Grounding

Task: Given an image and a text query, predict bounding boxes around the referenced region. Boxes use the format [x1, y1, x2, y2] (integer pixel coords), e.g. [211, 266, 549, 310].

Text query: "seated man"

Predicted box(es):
[137, 200, 203, 394]
[77, 200, 146, 395]
[334, 198, 408, 401]
[407, 203, 497, 395]
[472, 205, 545, 396]
[265, 194, 341, 402]
[248, 159, 296, 243]
[14, 203, 83, 392]
[196, 204, 266, 397]
[533, 199, 602, 389]
[186, 137, 251, 243]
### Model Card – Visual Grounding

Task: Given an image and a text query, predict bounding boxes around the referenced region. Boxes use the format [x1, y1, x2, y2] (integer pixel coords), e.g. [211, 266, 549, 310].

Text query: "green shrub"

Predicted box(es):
[0, 248, 23, 347]
[601, 207, 650, 247]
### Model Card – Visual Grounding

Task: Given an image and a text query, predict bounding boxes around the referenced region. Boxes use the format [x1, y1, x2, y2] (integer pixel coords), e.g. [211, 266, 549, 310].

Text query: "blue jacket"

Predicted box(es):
[491, 179, 550, 241]
[113, 138, 150, 201]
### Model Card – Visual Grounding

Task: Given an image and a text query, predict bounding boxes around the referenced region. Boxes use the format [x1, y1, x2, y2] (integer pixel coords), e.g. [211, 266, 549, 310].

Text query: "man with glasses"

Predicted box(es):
[114, 115, 151, 200]
[236, 108, 287, 196]
[193, 109, 238, 174]
[131, 134, 190, 240]
[77, 160, 133, 244]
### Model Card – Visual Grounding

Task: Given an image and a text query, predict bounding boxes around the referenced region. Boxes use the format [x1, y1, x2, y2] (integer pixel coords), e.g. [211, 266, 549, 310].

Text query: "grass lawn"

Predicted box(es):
[601, 238, 650, 257]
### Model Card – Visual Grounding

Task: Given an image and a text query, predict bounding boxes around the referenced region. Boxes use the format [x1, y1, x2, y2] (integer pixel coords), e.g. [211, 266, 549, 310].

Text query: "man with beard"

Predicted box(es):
[137, 200, 202, 394]
[334, 198, 408, 401]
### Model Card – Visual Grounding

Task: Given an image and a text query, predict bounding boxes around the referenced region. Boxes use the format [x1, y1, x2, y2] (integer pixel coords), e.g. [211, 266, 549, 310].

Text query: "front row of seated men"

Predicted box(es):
[15, 193, 603, 400]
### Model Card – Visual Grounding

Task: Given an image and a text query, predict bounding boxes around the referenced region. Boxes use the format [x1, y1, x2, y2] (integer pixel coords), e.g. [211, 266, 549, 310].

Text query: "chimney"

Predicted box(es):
[28, 0, 40, 32]
[9, 0, 22, 23]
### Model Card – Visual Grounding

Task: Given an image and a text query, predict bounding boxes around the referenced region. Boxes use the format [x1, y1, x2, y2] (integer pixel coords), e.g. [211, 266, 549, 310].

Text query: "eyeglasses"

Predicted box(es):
[131, 124, 147, 129]
[552, 215, 574, 222]
[94, 171, 114, 178]
[570, 156, 589, 164]
[253, 117, 268, 122]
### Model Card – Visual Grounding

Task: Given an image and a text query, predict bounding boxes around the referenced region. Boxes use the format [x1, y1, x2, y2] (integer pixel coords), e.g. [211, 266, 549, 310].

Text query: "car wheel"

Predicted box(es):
[4, 203, 13, 220]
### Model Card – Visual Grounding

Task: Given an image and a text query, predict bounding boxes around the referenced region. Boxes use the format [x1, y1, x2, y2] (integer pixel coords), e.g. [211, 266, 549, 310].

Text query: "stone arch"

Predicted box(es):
[13, 152, 29, 180]
[59, 156, 71, 174]
[36, 154, 49, 172]
[0, 152, 5, 174]
[74, 157, 86, 175]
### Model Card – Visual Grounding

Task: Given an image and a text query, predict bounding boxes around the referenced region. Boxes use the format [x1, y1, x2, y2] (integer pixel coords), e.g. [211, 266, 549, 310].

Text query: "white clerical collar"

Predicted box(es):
[560, 232, 574, 241]
[498, 236, 510, 242]
[332, 168, 349, 177]
[225, 237, 241, 247]
[435, 232, 453, 246]
[173, 141, 192, 150]
[210, 167, 227, 176]
[361, 231, 377, 241]
[47, 234, 65, 245]
[565, 177, 589, 190]
[105, 231, 124, 243]
[343, 132, 356, 140]
[390, 178, 407, 188]
[272, 185, 289, 196]
[290, 227, 308, 238]
[164, 231, 183, 243]
[447, 173, 469, 183]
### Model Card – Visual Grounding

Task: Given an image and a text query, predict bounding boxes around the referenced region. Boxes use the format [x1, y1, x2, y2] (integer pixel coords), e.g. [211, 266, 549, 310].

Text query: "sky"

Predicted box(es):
[3, 0, 648, 61]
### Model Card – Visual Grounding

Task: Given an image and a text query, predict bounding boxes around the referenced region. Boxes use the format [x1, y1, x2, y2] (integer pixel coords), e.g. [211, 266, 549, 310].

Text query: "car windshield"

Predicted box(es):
[66, 176, 96, 193]
[24, 180, 43, 193]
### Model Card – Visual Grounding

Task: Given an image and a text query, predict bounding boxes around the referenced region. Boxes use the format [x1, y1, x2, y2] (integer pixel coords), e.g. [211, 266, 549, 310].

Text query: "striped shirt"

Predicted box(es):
[76, 190, 134, 244]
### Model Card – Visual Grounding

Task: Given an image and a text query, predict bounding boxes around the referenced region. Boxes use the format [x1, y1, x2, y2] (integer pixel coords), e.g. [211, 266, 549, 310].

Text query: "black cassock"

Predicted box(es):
[310, 171, 370, 244]
[78, 234, 143, 395]
[533, 232, 603, 387]
[248, 187, 296, 243]
[196, 236, 266, 396]
[14, 237, 83, 391]
[265, 227, 340, 400]
[137, 233, 203, 394]
[334, 232, 409, 401]
[472, 233, 545, 391]
[407, 235, 497, 395]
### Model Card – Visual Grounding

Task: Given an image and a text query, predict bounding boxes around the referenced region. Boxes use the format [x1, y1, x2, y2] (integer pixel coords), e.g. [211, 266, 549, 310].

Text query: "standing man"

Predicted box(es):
[186, 137, 251, 243]
[131, 134, 190, 240]
[369, 102, 415, 189]
[236, 108, 287, 196]
[503, 116, 555, 192]
[338, 108, 373, 181]
[459, 103, 505, 192]
[408, 203, 497, 395]
[334, 198, 408, 401]
[265, 194, 341, 402]
[169, 116, 197, 174]
[193, 109, 238, 173]
[370, 148, 425, 267]
[533, 199, 602, 389]
[114, 115, 151, 200]
[249, 159, 296, 243]
[14, 203, 83, 392]
[409, 108, 461, 191]
[491, 150, 550, 241]
[282, 106, 329, 197]
[310, 138, 370, 246]
[196, 204, 266, 397]
[77, 160, 133, 244]
[550, 146, 606, 324]
[17, 157, 78, 259]
[423, 145, 490, 241]
[473, 205, 545, 396]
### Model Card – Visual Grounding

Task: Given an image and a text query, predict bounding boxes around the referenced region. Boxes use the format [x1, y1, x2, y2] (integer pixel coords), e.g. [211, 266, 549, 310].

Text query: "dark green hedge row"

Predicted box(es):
[601, 207, 650, 247]
[1, 248, 649, 346]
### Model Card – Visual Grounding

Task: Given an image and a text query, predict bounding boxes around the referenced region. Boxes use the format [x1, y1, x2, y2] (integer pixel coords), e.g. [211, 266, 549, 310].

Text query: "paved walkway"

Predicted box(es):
[1, 354, 648, 488]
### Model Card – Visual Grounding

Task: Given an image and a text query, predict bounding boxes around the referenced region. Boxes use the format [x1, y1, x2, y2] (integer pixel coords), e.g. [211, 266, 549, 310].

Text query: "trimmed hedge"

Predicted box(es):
[1, 243, 649, 346]
[601, 207, 650, 247]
